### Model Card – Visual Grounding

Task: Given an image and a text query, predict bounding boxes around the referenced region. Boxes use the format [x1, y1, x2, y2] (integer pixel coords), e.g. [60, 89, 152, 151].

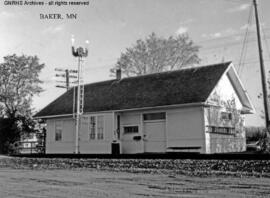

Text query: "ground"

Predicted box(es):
[0, 156, 270, 197]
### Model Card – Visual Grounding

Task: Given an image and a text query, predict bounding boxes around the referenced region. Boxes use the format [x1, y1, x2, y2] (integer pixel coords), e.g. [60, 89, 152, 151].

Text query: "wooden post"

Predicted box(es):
[253, 0, 270, 131]
[65, 69, 70, 90]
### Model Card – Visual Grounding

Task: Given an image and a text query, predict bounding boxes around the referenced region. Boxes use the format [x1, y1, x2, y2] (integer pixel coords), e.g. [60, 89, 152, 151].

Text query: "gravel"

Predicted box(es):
[0, 157, 270, 177]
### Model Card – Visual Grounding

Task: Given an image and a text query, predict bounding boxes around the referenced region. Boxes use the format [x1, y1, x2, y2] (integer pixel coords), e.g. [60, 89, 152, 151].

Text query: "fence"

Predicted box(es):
[18, 140, 45, 154]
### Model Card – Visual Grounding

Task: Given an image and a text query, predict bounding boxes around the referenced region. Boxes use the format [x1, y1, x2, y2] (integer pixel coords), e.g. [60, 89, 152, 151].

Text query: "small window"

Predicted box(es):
[89, 116, 96, 140]
[143, 112, 166, 121]
[89, 115, 104, 140]
[221, 112, 232, 120]
[124, 126, 139, 134]
[207, 126, 235, 134]
[97, 116, 104, 140]
[55, 121, 62, 141]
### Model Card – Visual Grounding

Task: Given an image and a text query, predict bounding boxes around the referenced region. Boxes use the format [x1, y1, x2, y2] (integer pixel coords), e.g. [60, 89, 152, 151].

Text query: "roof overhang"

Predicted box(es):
[34, 114, 73, 119]
[35, 102, 208, 119]
[113, 102, 207, 113]
[227, 63, 255, 114]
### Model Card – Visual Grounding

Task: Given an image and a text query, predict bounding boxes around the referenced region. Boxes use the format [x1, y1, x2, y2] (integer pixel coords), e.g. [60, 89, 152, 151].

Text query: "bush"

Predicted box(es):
[258, 133, 270, 153]
[0, 115, 36, 154]
[246, 127, 266, 142]
[245, 126, 270, 153]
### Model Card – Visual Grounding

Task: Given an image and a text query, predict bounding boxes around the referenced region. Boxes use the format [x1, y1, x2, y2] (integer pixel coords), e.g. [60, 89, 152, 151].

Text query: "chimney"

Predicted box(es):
[116, 69, 121, 80]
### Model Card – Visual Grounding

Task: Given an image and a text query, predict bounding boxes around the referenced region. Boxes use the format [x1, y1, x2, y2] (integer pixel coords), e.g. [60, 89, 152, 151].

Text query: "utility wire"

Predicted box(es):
[195, 28, 270, 45]
[262, 28, 270, 61]
[225, 0, 247, 4]
[239, 59, 270, 65]
[199, 35, 270, 51]
[238, 3, 253, 76]
[259, 4, 270, 62]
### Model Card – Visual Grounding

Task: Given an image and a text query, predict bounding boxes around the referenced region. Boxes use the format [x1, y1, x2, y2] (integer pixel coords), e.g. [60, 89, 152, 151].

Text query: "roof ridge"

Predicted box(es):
[83, 79, 116, 87]
[82, 61, 232, 87]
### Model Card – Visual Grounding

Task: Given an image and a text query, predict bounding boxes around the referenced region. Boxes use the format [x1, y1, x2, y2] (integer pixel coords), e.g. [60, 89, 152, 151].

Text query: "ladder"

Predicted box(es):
[73, 57, 85, 117]
[78, 57, 84, 115]
[74, 56, 85, 154]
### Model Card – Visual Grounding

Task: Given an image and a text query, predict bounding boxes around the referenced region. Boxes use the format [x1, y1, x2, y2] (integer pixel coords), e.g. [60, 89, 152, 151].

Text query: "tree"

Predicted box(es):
[110, 32, 200, 77]
[0, 54, 44, 154]
[0, 54, 44, 117]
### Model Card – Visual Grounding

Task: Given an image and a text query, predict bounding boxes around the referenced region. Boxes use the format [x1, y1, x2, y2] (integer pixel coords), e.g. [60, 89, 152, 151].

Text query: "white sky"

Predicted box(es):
[1, 0, 270, 126]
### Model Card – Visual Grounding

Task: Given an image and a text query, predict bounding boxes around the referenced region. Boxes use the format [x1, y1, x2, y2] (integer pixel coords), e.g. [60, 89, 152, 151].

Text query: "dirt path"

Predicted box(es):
[0, 168, 270, 198]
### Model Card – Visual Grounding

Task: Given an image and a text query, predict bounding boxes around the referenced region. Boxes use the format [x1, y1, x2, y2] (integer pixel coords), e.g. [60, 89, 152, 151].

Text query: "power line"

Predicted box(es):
[259, 4, 270, 62]
[262, 28, 270, 61]
[224, 0, 248, 4]
[193, 27, 270, 47]
[237, 59, 270, 66]
[238, 1, 253, 76]
[195, 30, 260, 45]
[198, 35, 270, 53]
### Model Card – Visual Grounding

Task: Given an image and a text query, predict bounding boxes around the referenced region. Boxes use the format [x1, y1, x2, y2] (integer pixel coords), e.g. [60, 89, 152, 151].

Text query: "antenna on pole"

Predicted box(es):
[55, 68, 78, 91]
[253, 0, 270, 133]
[71, 35, 88, 154]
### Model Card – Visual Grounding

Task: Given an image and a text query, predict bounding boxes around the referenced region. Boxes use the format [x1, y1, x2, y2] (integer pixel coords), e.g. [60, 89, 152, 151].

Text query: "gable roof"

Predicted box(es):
[35, 62, 234, 118]
[226, 66, 255, 113]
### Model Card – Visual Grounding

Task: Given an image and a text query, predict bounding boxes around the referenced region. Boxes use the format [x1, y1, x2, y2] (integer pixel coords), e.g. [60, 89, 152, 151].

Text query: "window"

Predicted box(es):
[124, 126, 139, 134]
[55, 121, 62, 141]
[221, 112, 232, 120]
[89, 116, 96, 140]
[143, 112, 166, 121]
[89, 115, 104, 140]
[206, 126, 235, 135]
[97, 116, 104, 140]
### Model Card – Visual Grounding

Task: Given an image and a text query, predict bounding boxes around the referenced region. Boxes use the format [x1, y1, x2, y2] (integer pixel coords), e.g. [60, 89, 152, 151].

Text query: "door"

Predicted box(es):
[143, 120, 166, 153]
[121, 125, 143, 153]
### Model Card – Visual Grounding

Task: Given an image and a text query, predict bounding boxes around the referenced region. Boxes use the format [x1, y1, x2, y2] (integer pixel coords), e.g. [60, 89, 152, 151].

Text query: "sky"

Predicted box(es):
[1, 0, 270, 126]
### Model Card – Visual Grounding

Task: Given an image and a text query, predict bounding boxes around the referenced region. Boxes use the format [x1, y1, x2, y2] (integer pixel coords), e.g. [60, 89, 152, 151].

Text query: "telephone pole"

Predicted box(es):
[253, 0, 270, 131]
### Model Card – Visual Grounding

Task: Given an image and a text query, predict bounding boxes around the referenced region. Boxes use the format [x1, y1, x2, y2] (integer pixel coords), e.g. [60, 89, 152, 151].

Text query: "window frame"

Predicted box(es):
[97, 115, 104, 140]
[123, 125, 139, 134]
[221, 112, 232, 120]
[88, 115, 105, 140]
[55, 120, 63, 142]
[206, 126, 235, 135]
[143, 112, 166, 122]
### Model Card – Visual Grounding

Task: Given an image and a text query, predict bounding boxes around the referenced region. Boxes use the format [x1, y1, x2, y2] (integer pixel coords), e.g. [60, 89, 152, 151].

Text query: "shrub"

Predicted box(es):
[245, 126, 270, 153]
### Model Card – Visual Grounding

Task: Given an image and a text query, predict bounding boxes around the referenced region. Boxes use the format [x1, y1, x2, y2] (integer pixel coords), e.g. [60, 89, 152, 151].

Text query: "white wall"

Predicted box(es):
[46, 112, 114, 154]
[207, 73, 242, 110]
[205, 72, 246, 153]
[46, 118, 75, 154]
[46, 107, 205, 154]
[79, 113, 114, 154]
[119, 107, 205, 154]
[166, 107, 205, 153]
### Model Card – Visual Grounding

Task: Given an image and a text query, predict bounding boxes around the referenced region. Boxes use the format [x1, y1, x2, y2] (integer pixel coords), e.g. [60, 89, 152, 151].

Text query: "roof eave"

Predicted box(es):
[34, 113, 73, 119]
[227, 64, 255, 113]
[34, 102, 208, 119]
[113, 102, 207, 113]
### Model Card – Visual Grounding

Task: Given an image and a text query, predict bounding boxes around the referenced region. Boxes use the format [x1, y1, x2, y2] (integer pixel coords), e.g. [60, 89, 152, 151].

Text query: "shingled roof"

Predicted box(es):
[35, 62, 232, 118]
